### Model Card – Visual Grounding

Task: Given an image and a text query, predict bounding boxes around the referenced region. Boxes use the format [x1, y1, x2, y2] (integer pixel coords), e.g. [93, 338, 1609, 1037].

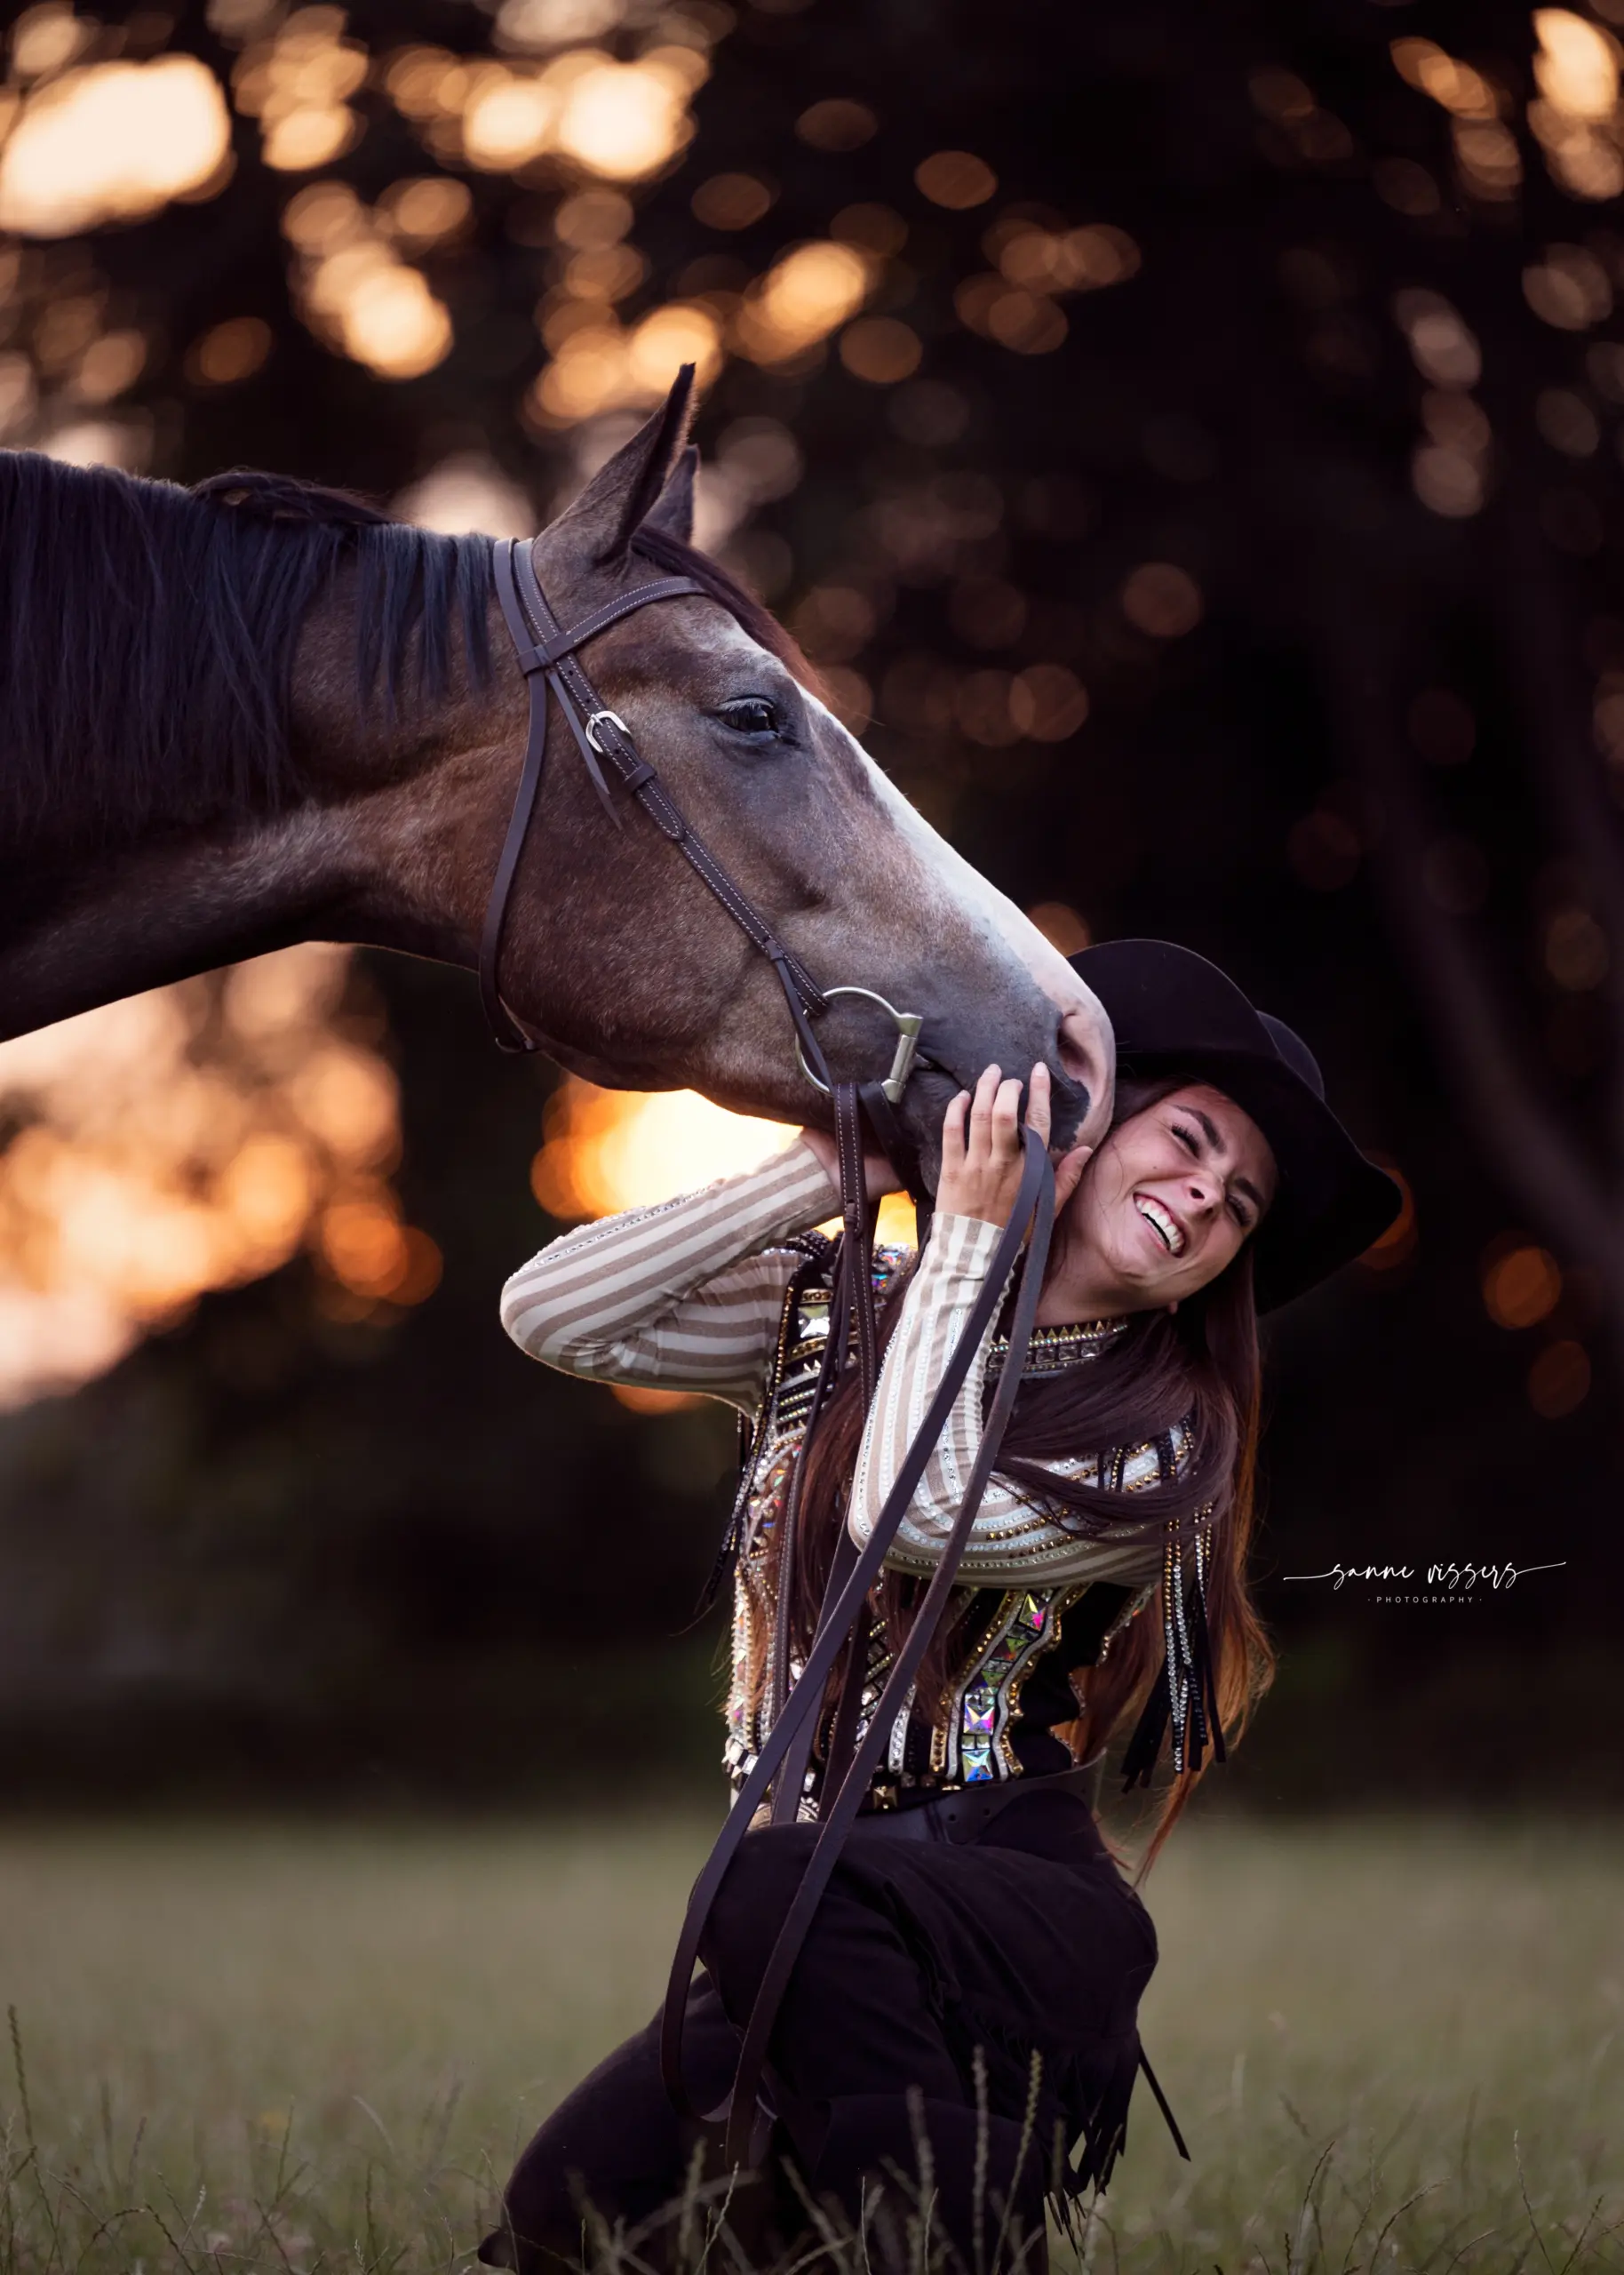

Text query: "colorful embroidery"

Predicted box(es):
[947, 1588, 1077, 1781]
[722, 1253, 1168, 1802]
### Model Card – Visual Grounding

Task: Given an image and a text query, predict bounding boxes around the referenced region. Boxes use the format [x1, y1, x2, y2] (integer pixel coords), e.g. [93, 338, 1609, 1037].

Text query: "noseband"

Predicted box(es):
[481, 537, 924, 1122]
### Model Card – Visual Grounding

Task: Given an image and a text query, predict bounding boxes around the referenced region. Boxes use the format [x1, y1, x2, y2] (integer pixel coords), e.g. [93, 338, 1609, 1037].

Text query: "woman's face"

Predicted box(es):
[1059, 1083, 1277, 1313]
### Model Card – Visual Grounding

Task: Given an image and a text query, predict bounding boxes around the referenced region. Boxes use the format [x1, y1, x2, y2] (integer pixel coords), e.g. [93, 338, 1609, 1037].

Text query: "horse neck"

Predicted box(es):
[0, 803, 354, 1042]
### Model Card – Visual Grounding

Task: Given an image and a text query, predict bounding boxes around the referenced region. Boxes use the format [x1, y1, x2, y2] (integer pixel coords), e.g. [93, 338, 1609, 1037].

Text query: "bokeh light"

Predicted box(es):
[734, 240, 876, 363]
[795, 99, 877, 152]
[531, 1078, 916, 1246]
[377, 174, 474, 247]
[11, 4, 94, 81]
[555, 51, 704, 179]
[1528, 10, 1624, 198]
[282, 180, 453, 380]
[1027, 902, 1091, 955]
[532, 1078, 800, 1219]
[1524, 244, 1613, 330]
[914, 150, 997, 208]
[839, 317, 923, 385]
[691, 172, 775, 230]
[185, 316, 274, 387]
[394, 452, 534, 538]
[1544, 906, 1609, 990]
[231, 9, 366, 174]
[1121, 563, 1204, 637]
[1533, 9, 1619, 117]
[1389, 37, 1501, 121]
[0, 55, 231, 235]
[530, 298, 722, 423]
[462, 69, 558, 170]
[1357, 1161, 1416, 1273]
[0, 948, 435, 1409]
[1527, 1337, 1591, 1417]
[1481, 1241, 1562, 1329]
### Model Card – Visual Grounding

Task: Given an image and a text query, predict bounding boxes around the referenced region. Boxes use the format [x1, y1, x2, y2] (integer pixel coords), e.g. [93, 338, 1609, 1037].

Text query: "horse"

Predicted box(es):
[0, 371, 1111, 1172]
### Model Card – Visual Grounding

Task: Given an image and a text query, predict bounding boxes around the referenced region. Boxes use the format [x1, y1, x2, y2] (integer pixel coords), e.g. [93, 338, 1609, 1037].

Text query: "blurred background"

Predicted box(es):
[0, 0, 1619, 1813]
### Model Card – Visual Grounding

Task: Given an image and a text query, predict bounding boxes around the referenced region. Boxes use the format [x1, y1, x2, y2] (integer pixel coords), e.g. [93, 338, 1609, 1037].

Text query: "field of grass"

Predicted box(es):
[2, 1810, 1620, 2272]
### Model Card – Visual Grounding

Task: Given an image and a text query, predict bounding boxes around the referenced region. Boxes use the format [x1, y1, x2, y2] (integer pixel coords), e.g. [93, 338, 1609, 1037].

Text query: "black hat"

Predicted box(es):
[1070, 938, 1402, 1312]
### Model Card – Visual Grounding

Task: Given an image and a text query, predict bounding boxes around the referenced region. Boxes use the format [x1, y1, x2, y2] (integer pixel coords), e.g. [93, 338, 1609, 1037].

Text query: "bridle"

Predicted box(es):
[478, 539, 1113, 2183]
[480, 537, 927, 1144]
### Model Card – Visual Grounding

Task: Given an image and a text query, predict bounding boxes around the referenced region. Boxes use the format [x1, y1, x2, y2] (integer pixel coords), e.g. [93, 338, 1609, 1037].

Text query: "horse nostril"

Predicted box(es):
[1055, 1009, 1098, 1089]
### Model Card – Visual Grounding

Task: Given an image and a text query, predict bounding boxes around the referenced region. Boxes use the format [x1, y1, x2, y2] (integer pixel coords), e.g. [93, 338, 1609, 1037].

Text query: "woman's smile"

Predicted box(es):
[1134, 1192, 1187, 1256]
[1039, 1081, 1278, 1321]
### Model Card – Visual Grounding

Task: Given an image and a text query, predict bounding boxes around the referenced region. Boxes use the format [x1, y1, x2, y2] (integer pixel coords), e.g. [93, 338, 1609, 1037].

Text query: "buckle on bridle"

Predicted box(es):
[794, 985, 924, 1106]
[585, 708, 629, 754]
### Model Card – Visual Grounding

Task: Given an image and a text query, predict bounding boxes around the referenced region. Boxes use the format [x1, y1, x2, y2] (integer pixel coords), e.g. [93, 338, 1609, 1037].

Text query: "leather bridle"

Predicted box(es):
[481, 538, 928, 1137]
[480, 538, 1081, 2181]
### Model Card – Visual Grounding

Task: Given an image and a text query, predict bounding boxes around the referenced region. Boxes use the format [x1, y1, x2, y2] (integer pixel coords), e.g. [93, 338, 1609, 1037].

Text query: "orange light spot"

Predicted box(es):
[691, 172, 773, 230]
[1527, 1337, 1591, 1417]
[795, 99, 877, 152]
[1122, 563, 1204, 638]
[1482, 1241, 1562, 1328]
[186, 315, 273, 387]
[839, 317, 922, 385]
[1027, 903, 1091, 956]
[914, 149, 997, 209]
[1358, 1160, 1415, 1271]
[612, 1383, 703, 1415]
[532, 1080, 799, 1222]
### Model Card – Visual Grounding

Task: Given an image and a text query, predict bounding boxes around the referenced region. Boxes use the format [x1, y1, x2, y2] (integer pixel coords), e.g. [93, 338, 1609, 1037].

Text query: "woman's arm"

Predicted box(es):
[501, 1138, 840, 1409]
[848, 1212, 1164, 1587]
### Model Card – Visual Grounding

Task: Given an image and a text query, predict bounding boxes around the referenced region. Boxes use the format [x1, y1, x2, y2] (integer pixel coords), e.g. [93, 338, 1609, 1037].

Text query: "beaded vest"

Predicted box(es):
[720, 1241, 1159, 1808]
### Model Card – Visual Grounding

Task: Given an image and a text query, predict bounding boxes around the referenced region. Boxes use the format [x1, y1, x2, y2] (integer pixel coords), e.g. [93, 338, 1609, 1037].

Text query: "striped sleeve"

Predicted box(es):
[500, 1138, 840, 1411]
[848, 1212, 1165, 1589]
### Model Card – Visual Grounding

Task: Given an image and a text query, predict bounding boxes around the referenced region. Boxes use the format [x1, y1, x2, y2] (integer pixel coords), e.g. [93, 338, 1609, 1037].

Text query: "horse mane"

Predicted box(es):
[0, 451, 493, 854]
[0, 450, 821, 858]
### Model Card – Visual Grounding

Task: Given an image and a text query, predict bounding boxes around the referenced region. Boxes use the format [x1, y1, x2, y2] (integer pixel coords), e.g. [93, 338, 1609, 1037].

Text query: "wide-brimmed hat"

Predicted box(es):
[1069, 938, 1402, 1311]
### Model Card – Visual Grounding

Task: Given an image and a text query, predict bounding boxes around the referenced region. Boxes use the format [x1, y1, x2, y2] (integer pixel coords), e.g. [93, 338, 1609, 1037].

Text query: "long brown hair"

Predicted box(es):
[757, 1074, 1277, 1872]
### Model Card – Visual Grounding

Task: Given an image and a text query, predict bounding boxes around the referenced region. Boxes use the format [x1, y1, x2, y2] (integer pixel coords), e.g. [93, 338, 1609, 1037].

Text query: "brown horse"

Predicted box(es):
[0, 376, 1111, 1170]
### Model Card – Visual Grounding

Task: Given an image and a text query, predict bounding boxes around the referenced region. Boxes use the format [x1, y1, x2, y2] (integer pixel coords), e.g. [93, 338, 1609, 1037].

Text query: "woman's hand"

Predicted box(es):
[937, 1063, 1094, 1228]
[797, 1126, 899, 1205]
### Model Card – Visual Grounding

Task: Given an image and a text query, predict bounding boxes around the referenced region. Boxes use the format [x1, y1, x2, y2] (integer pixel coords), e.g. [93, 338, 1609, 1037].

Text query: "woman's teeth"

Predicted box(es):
[1134, 1195, 1186, 1256]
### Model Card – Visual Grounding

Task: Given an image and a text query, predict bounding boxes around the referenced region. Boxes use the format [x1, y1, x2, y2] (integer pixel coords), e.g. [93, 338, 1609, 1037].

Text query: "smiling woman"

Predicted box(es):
[1042, 1080, 1278, 1321]
[487, 939, 1402, 2270]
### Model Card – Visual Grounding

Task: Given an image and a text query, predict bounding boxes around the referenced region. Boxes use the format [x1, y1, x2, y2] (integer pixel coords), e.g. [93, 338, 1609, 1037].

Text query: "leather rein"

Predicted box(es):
[480, 538, 1063, 2175]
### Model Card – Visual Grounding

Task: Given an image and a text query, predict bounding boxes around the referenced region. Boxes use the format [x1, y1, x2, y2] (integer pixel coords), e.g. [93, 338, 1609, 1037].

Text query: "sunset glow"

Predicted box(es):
[0, 949, 435, 1409]
[532, 1076, 917, 1245]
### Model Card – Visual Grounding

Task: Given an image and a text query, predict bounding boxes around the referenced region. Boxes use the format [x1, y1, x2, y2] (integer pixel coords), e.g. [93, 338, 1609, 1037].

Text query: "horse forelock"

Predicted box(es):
[0, 451, 493, 855]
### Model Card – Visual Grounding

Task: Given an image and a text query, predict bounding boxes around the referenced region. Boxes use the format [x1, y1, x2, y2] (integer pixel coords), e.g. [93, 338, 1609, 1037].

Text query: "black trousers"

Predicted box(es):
[481, 1788, 1157, 2271]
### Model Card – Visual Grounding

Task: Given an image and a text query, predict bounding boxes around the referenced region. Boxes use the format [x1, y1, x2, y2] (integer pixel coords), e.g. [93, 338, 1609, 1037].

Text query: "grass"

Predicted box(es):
[1, 1810, 1620, 2272]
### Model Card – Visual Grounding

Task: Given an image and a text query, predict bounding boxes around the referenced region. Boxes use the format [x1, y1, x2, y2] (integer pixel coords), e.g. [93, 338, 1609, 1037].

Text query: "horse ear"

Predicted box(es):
[641, 444, 699, 545]
[545, 365, 697, 567]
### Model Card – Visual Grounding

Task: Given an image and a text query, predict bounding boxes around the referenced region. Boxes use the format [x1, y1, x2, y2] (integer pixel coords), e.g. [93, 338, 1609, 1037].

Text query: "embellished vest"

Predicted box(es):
[720, 1239, 1159, 1808]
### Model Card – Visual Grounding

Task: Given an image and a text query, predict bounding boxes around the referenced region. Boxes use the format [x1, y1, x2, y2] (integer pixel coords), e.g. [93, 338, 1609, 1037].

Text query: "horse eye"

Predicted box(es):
[718, 697, 782, 739]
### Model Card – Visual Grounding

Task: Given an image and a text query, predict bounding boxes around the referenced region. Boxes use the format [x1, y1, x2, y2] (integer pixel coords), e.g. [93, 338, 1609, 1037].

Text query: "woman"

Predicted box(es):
[481, 939, 1397, 2272]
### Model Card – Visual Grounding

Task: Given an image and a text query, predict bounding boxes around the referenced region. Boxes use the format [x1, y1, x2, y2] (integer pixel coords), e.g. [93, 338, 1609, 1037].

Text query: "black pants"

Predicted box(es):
[481, 1789, 1157, 2271]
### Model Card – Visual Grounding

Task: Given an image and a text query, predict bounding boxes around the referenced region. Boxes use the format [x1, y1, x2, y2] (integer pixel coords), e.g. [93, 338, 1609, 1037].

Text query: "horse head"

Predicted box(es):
[442, 372, 1113, 1177]
[0, 393, 1111, 1182]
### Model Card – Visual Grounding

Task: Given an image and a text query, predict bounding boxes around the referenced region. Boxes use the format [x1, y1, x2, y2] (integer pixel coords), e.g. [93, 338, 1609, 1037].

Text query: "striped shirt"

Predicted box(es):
[501, 1140, 1165, 1592]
